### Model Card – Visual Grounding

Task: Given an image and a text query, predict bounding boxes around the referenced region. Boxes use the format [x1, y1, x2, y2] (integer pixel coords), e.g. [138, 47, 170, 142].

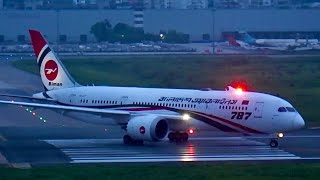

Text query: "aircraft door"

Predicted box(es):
[68, 93, 77, 104]
[206, 103, 214, 115]
[68, 89, 82, 104]
[253, 102, 264, 118]
[121, 96, 129, 105]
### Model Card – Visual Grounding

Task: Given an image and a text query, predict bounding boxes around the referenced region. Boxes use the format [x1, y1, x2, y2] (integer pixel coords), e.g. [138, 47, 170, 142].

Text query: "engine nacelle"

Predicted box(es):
[127, 115, 168, 141]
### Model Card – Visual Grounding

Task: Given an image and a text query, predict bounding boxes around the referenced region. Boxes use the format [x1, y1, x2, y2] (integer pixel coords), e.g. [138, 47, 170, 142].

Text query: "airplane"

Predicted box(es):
[0, 30, 305, 147]
[238, 31, 318, 50]
[214, 36, 256, 54]
[226, 36, 256, 50]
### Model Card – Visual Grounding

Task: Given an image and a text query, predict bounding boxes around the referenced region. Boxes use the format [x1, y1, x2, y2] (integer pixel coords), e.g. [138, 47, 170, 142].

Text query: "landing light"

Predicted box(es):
[182, 114, 190, 121]
[277, 133, 284, 138]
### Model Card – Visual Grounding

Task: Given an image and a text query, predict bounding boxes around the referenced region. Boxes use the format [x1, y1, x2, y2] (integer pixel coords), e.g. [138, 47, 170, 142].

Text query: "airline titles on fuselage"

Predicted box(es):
[158, 97, 238, 105]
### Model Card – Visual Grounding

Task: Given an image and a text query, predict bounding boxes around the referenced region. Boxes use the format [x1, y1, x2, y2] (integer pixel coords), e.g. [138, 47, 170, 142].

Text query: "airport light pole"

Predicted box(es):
[212, 7, 216, 55]
[56, 9, 60, 56]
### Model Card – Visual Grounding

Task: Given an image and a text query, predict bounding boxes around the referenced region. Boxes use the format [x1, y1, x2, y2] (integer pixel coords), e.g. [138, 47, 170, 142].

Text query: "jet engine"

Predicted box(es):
[126, 115, 168, 141]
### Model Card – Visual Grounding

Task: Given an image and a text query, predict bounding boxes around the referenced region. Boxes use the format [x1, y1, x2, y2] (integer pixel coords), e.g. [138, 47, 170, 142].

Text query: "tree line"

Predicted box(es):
[90, 19, 189, 43]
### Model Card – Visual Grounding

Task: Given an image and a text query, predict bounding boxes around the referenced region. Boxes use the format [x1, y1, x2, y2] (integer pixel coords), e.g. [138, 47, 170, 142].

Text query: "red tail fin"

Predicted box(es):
[227, 36, 240, 47]
[29, 30, 47, 58]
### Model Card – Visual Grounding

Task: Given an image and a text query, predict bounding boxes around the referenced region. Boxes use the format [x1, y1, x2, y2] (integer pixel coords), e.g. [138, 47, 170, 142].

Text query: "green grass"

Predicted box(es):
[1, 163, 320, 180]
[13, 55, 320, 125]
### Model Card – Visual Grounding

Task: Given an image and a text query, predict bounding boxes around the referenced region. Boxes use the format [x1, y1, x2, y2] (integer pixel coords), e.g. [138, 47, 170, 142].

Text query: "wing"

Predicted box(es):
[0, 94, 56, 101]
[0, 100, 187, 121]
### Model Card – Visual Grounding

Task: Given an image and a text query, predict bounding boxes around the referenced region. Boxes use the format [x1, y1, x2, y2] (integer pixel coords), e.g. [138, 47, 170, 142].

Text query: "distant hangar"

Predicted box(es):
[0, 9, 319, 42]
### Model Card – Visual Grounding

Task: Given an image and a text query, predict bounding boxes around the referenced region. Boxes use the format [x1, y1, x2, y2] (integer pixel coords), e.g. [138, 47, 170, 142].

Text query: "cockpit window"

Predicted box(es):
[286, 107, 296, 112]
[278, 107, 287, 112]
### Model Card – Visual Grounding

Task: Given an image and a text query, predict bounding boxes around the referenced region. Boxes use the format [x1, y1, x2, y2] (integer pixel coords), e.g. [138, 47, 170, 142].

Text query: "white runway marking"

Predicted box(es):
[44, 137, 301, 163]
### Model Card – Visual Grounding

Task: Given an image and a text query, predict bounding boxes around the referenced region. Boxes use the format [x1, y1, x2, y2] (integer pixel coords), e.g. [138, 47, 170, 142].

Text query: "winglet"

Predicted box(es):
[29, 29, 47, 58]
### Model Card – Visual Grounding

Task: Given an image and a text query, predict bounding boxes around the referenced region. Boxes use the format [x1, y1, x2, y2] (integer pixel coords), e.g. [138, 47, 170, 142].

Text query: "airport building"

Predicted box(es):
[0, 9, 319, 43]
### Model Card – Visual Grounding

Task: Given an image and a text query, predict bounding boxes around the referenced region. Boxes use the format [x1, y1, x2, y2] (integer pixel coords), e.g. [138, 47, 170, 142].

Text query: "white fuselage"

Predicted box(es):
[256, 39, 319, 47]
[42, 86, 304, 135]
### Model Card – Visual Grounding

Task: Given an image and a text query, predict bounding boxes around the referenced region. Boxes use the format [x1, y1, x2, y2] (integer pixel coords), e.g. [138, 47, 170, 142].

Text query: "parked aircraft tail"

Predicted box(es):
[227, 36, 240, 47]
[238, 31, 256, 44]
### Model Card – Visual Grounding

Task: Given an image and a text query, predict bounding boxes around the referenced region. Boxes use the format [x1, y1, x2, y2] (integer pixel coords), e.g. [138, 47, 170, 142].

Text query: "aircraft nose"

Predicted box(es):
[293, 114, 305, 130]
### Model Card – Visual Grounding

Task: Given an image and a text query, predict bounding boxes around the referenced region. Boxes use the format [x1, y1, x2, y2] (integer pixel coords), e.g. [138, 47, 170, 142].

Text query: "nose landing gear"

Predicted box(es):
[269, 139, 278, 147]
[269, 133, 284, 148]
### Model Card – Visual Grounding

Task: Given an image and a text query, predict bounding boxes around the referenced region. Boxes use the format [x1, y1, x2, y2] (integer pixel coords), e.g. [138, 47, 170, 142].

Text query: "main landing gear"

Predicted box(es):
[168, 131, 189, 143]
[123, 135, 144, 145]
[269, 133, 284, 148]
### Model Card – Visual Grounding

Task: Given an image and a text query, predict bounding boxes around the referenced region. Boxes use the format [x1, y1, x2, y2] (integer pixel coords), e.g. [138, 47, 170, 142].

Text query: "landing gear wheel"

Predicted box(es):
[168, 132, 175, 142]
[123, 135, 132, 145]
[168, 132, 189, 143]
[269, 139, 278, 148]
[182, 132, 189, 142]
[123, 135, 144, 145]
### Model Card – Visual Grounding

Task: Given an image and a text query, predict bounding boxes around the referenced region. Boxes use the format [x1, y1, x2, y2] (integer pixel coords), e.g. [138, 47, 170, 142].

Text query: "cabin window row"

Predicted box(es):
[133, 102, 196, 108]
[219, 106, 248, 111]
[80, 99, 117, 104]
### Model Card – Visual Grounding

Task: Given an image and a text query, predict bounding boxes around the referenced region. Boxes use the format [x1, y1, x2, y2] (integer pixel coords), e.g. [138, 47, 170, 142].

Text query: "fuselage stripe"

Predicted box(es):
[57, 102, 265, 134]
[118, 106, 264, 134]
[195, 112, 264, 134]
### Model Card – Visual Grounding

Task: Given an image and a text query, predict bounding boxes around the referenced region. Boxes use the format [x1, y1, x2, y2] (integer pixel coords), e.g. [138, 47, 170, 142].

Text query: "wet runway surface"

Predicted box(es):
[1, 127, 320, 165]
[44, 137, 301, 163]
[0, 60, 320, 166]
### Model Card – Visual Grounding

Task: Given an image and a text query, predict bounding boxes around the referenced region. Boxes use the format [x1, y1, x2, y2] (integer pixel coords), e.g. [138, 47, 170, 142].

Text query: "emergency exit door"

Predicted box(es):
[253, 102, 264, 118]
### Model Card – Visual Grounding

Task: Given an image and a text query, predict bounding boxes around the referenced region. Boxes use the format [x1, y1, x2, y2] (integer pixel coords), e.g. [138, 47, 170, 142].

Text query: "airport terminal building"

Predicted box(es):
[0, 9, 319, 43]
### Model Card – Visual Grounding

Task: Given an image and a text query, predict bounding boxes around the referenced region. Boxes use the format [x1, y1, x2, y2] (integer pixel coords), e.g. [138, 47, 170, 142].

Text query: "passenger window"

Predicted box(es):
[278, 107, 287, 112]
[286, 107, 296, 112]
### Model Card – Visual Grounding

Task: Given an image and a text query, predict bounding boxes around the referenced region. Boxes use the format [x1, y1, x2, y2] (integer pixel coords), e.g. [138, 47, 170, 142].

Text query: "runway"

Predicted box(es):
[44, 137, 300, 163]
[0, 60, 320, 166]
[2, 129, 320, 165]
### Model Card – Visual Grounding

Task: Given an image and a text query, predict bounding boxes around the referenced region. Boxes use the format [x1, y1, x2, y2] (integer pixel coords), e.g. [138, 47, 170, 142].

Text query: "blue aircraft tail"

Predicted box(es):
[238, 32, 256, 44]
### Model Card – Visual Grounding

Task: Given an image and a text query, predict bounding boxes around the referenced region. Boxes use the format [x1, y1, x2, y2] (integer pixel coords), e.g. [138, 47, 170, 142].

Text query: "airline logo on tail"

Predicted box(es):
[44, 60, 58, 81]
[29, 29, 79, 91]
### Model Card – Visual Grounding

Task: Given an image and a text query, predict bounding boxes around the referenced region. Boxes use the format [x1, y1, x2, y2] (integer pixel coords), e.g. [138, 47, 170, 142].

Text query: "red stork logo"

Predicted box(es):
[44, 60, 58, 81]
[139, 126, 145, 134]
